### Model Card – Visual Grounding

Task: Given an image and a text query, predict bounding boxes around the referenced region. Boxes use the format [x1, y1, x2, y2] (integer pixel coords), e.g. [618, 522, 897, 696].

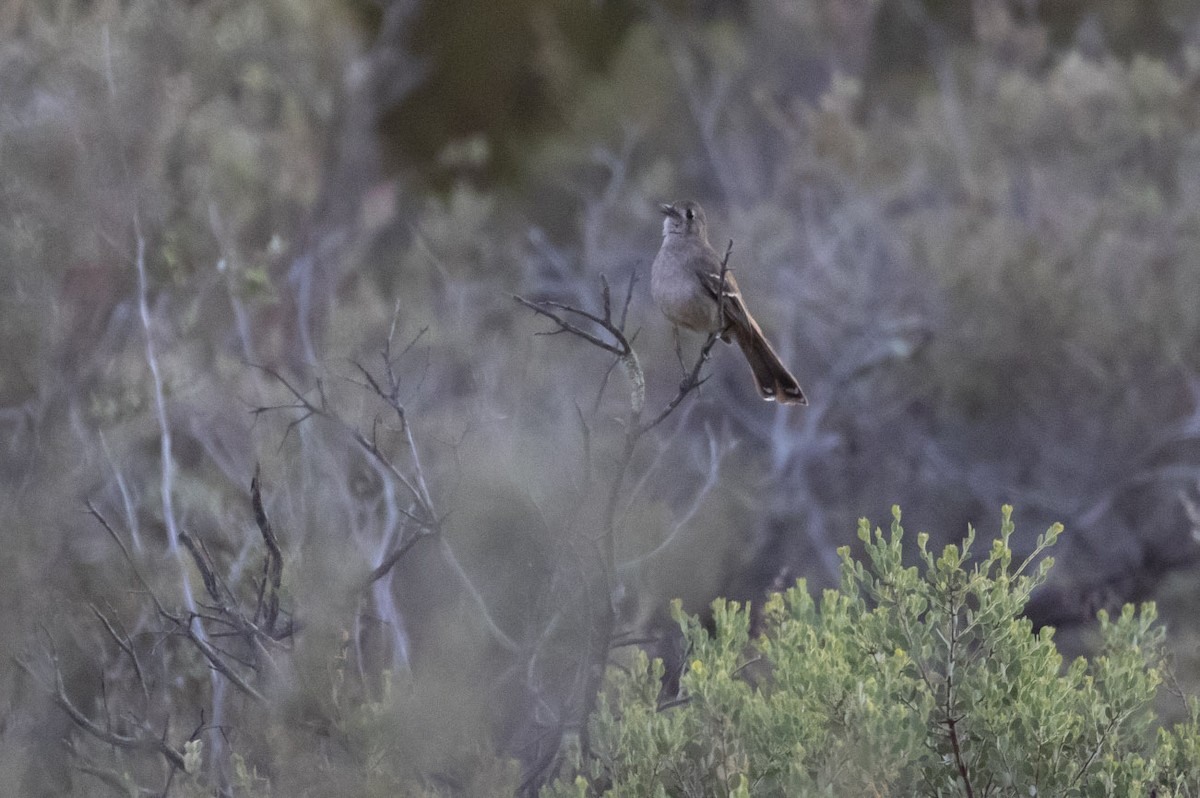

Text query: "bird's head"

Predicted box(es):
[660, 200, 707, 239]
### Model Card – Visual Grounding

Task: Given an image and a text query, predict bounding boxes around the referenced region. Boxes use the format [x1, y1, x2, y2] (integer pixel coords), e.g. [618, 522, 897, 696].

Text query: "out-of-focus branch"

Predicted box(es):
[89, 603, 149, 703]
[14, 651, 187, 773]
[1023, 484, 1200, 632]
[132, 217, 187, 574]
[283, 0, 425, 367]
[251, 465, 283, 635]
[255, 326, 521, 655]
[85, 475, 290, 714]
[181, 623, 268, 704]
[646, 7, 742, 205]
[85, 501, 169, 619]
[253, 365, 435, 531]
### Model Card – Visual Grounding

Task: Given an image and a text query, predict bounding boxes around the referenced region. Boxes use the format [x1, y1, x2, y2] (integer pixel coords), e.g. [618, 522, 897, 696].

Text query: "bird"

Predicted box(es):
[651, 200, 807, 405]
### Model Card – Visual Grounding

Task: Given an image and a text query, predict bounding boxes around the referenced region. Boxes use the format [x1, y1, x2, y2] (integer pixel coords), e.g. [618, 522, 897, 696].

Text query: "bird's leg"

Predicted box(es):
[673, 327, 688, 375]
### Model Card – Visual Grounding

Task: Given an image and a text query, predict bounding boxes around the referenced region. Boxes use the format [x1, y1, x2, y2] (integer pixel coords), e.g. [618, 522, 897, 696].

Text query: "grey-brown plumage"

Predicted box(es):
[651, 200, 807, 405]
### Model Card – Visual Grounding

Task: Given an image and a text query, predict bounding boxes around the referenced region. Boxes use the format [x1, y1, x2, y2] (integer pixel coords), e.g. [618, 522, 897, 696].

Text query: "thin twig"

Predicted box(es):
[514, 295, 628, 355]
[89, 604, 149, 703]
[85, 501, 169, 618]
[361, 528, 432, 589]
[638, 333, 719, 434]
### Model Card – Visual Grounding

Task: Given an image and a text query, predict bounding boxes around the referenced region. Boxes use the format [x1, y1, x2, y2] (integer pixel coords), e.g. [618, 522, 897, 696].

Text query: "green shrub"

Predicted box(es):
[548, 507, 1200, 797]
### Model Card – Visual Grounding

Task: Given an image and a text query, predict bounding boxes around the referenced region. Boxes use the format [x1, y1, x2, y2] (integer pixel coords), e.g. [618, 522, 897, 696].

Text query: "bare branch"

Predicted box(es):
[514, 295, 629, 356]
[85, 501, 170, 619]
[514, 269, 739, 788]
[254, 365, 436, 529]
[179, 531, 221, 605]
[89, 604, 149, 703]
[182, 623, 267, 704]
[257, 339, 522, 656]
[639, 332, 720, 434]
[13, 654, 187, 772]
[251, 465, 283, 634]
[618, 271, 638, 331]
[361, 527, 432, 589]
[133, 216, 187, 568]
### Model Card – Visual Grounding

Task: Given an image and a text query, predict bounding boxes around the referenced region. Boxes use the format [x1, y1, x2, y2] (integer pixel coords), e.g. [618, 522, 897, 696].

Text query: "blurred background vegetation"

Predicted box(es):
[5, 0, 1200, 793]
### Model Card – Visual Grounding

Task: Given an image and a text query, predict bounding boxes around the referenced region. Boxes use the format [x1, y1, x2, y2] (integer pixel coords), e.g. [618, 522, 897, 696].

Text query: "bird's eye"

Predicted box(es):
[685, 208, 694, 220]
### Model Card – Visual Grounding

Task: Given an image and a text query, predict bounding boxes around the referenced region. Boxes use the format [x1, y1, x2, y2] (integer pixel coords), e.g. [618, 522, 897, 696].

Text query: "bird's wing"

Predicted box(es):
[696, 267, 738, 299]
[695, 262, 749, 328]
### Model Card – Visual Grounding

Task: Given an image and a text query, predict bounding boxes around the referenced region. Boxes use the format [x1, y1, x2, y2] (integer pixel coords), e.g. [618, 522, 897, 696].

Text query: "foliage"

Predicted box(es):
[550, 507, 1198, 797]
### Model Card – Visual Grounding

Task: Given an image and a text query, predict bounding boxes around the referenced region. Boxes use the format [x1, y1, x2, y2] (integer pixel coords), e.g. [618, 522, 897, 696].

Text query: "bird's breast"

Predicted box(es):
[651, 243, 722, 333]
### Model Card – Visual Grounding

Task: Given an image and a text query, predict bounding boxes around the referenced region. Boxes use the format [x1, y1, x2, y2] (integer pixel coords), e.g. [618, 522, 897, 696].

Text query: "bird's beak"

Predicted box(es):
[660, 203, 681, 219]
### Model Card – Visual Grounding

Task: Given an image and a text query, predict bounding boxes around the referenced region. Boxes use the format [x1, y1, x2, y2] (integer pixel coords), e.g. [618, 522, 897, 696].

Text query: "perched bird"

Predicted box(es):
[651, 200, 807, 404]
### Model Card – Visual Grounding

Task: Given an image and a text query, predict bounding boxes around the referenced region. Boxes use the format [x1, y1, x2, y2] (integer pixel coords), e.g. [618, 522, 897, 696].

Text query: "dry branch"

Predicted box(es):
[254, 330, 521, 654]
[512, 265, 734, 793]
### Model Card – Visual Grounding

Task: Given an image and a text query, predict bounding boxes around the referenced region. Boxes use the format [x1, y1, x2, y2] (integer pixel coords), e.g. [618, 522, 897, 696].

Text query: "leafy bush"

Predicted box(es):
[548, 507, 1200, 797]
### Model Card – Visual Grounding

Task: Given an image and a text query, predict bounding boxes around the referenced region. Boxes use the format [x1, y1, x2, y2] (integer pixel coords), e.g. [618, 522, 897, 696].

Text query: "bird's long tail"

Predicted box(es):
[730, 310, 807, 404]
